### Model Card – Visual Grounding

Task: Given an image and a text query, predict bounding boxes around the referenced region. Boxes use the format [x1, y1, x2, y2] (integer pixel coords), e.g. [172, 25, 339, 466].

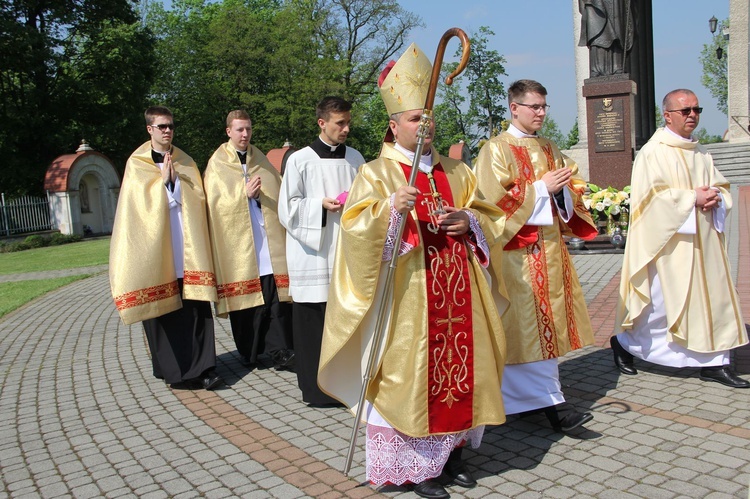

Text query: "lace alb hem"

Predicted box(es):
[365, 423, 483, 486]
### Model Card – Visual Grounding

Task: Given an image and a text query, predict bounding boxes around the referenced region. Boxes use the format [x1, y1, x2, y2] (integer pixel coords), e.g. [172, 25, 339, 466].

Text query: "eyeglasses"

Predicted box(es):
[515, 103, 550, 113]
[666, 107, 703, 116]
[150, 123, 175, 131]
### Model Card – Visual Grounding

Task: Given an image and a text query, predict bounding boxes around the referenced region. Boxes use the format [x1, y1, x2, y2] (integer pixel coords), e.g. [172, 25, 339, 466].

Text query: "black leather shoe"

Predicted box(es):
[546, 403, 593, 432]
[202, 372, 224, 390]
[700, 366, 750, 388]
[413, 479, 449, 499]
[272, 349, 296, 372]
[557, 411, 594, 432]
[610, 336, 637, 375]
[439, 447, 476, 488]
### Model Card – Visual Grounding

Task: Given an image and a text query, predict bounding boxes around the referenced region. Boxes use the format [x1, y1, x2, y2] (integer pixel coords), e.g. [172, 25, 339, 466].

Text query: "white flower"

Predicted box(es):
[602, 198, 613, 207]
[610, 205, 621, 215]
[595, 202, 605, 212]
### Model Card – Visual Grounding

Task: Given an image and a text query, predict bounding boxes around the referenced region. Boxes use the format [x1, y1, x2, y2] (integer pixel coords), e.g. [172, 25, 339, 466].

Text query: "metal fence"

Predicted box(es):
[0, 193, 55, 236]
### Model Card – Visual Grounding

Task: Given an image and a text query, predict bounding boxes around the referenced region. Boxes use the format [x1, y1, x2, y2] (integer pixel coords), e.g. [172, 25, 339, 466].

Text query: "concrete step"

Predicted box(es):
[705, 142, 750, 185]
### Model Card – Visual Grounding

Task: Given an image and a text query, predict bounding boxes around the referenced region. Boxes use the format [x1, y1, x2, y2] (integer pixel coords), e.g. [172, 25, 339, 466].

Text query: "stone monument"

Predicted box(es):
[579, 0, 637, 189]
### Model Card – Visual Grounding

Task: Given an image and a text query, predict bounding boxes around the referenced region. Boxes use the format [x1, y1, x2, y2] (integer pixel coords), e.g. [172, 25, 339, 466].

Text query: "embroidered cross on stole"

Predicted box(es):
[400, 162, 475, 433]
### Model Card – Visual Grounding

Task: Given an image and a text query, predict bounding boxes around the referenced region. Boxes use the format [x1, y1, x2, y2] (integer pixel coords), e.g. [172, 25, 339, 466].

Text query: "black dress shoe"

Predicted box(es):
[700, 366, 750, 388]
[272, 349, 296, 372]
[545, 402, 593, 432]
[412, 479, 449, 499]
[202, 372, 224, 390]
[610, 335, 637, 375]
[439, 447, 476, 488]
[556, 411, 594, 432]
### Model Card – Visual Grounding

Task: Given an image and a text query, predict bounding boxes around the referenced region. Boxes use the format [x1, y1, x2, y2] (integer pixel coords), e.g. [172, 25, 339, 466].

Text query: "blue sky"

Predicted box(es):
[397, 0, 730, 137]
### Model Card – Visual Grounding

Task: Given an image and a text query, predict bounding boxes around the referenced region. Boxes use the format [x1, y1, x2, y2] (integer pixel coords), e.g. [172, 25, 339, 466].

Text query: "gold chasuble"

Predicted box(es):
[615, 128, 748, 352]
[110, 142, 217, 325]
[319, 144, 507, 438]
[204, 142, 290, 317]
[475, 132, 596, 364]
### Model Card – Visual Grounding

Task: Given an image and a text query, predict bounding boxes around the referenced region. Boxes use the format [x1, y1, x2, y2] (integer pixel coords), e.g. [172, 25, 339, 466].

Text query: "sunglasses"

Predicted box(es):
[150, 123, 175, 131]
[666, 107, 703, 117]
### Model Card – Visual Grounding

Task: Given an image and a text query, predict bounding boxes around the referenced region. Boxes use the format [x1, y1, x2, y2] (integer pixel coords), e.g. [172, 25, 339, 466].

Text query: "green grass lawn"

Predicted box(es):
[0, 237, 110, 317]
[0, 237, 110, 275]
[0, 275, 92, 317]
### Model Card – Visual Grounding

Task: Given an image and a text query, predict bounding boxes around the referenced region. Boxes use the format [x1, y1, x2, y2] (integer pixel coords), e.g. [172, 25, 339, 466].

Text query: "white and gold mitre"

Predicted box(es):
[378, 43, 432, 115]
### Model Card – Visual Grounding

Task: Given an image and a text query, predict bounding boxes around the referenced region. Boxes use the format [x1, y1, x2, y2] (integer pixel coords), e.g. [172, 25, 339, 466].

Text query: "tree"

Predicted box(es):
[145, 0, 421, 166]
[433, 26, 507, 156]
[319, 0, 423, 101]
[146, 0, 341, 165]
[539, 115, 566, 147]
[700, 18, 728, 115]
[564, 121, 579, 150]
[694, 128, 723, 144]
[655, 105, 665, 128]
[346, 92, 389, 162]
[0, 0, 156, 194]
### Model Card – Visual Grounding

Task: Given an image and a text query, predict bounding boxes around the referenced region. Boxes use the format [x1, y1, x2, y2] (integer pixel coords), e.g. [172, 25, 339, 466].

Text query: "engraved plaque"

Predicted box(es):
[593, 98, 625, 152]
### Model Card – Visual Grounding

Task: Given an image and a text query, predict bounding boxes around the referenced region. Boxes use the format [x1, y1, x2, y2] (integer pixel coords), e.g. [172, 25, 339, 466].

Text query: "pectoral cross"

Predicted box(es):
[424, 171, 448, 234]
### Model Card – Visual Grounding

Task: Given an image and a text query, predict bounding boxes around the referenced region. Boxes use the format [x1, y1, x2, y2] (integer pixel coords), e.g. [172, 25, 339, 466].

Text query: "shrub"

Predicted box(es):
[0, 233, 83, 252]
[23, 235, 49, 249]
[48, 233, 81, 246]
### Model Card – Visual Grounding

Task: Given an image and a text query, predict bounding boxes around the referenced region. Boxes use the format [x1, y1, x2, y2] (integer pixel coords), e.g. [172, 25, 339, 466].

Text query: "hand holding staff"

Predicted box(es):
[342, 27, 472, 477]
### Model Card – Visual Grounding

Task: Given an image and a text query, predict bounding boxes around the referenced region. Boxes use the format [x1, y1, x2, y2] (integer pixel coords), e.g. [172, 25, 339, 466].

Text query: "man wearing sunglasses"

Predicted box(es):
[612, 89, 749, 388]
[110, 106, 223, 391]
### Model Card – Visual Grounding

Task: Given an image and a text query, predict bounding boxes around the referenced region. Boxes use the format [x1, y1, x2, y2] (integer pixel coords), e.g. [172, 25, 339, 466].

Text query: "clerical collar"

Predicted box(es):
[151, 149, 170, 163]
[236, 149, 248, 163]
[311, 137, 346, 159]
[394, 143, 433, 173]
[508, 123, 537, 138]
[664, 126, 696, 143]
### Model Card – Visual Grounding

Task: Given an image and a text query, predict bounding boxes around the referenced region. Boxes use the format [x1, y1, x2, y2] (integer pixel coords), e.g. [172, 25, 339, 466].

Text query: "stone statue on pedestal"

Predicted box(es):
[579, 0, 636, 77]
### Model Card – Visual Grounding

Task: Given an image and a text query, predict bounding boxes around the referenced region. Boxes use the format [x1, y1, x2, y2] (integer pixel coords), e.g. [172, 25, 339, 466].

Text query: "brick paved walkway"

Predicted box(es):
[1, 191, 748, 498]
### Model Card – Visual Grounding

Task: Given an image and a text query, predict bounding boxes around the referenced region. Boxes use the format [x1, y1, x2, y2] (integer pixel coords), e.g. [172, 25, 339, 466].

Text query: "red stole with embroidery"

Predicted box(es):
[400, 162, 475, 433]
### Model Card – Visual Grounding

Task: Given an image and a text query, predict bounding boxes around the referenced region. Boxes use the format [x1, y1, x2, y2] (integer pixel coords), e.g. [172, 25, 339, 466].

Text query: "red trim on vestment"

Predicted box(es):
[274, 274, 290, 289]
[526, 231, 560, 359]
[114, 281, 180, 311]
[496, 145, 536, 218]
[217, 278, 262, 299]
[560, 243, 582, 350]
[183, 270, 217, 287]
[400, 162, 475, 433]
[500, 145, 538, 249]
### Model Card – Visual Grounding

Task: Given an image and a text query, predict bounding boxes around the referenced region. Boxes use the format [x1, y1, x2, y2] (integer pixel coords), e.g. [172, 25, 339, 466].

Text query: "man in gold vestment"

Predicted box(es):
[611, 89, 749, 388]
[475, 79, 598, 432]
[204, 110, 294, 371]
[319, 44, 507, 499]
[109, 106, 222, 390]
